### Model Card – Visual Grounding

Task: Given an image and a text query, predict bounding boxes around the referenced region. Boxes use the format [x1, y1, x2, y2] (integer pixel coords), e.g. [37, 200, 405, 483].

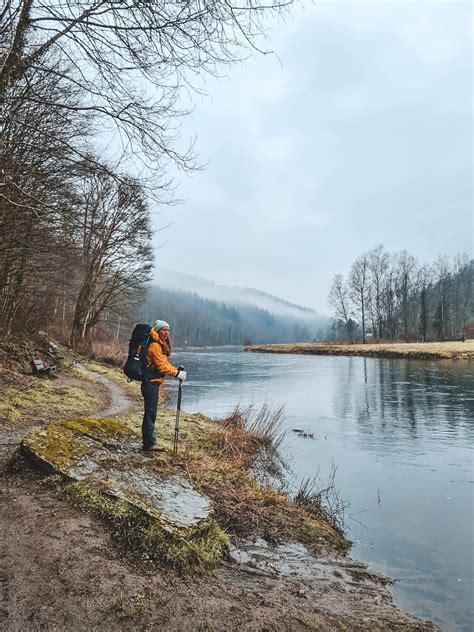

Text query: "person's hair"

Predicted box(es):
[159, 333, 173, 356]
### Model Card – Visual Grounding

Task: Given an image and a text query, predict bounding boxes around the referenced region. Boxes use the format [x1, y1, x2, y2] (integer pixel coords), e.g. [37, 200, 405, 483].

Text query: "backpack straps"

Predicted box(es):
[141, 335, 165, 381]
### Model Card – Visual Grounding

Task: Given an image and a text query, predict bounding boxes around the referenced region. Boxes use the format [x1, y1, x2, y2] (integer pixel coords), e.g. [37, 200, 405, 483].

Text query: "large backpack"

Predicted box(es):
[123, 324, 165, 382]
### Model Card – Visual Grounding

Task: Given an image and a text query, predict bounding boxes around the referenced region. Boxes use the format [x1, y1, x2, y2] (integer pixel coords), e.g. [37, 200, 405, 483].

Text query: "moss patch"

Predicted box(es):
[22, 424, 87, 472]
[0, 380, 102, 425]
[21, 416, 136, 472]
[47, 476, 229, 573]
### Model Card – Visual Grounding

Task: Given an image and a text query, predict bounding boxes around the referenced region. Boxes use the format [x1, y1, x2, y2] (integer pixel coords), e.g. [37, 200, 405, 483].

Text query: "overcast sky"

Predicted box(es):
[153, 0, 472, 314]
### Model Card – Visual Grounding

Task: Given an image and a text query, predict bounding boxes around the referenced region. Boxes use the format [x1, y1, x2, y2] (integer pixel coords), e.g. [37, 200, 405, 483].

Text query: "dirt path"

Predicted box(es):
[73, 360, 134, 418]
[0, 363, 437, 631]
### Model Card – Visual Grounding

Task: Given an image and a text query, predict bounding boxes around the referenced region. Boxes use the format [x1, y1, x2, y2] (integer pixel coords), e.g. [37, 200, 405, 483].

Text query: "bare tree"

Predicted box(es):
[394, 250, 418, 342]
[417, 264, 432, 342]
[432, 256, 451, 340]
[69, 169, 153, 349]
[329, 248, 472, 343]
[1, 0, 292, 182]
[452, 254, 472, 336]
[380, 263, 397, 341]
[328, 274, 353, 342]
[349, 253, 369, 343]
[367, 244, 389, 341]
[0, 67, 86, 334]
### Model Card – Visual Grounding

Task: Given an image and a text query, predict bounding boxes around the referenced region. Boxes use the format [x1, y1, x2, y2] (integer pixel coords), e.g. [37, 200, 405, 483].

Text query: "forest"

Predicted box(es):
[327, 247, 473, 343]
[139, 285, 327, 346]
[0, 0, 291, 351]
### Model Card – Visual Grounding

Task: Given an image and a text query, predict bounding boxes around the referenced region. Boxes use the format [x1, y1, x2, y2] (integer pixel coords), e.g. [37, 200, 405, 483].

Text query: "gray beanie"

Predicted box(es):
[153, 319, 170, 331]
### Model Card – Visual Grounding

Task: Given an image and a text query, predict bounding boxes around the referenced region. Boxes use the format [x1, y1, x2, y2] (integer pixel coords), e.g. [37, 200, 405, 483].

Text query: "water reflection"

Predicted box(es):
[334, 358, 474, 446]
[172, 349, 474, 631]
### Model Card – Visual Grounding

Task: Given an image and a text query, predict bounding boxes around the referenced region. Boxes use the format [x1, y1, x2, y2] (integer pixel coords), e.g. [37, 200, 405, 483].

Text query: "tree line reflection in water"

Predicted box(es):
[333, 357, 473, 441]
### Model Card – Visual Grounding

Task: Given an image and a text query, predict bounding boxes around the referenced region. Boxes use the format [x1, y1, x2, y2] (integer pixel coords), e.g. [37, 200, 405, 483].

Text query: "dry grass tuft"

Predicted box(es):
[219, 402, 286, 464]
[90, 340, 126, 367]
[294, 465, 348, 533]
[173, 404, 349, 553]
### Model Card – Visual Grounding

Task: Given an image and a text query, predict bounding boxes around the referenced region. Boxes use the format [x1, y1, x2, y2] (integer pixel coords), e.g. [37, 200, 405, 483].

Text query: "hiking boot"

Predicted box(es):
[143, 444, 165, 452]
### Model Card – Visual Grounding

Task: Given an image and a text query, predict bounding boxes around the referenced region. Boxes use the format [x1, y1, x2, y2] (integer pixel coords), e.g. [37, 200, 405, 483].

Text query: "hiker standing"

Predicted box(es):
[141, 320, 186, 452]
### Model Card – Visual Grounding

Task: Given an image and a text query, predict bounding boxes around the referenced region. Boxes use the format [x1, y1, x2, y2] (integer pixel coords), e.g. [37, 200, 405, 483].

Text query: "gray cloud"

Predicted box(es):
[153, 1, 472, 313]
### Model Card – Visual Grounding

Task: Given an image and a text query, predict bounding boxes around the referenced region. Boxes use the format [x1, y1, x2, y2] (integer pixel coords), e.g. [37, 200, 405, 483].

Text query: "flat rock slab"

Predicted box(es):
[21, 417, 213, 531]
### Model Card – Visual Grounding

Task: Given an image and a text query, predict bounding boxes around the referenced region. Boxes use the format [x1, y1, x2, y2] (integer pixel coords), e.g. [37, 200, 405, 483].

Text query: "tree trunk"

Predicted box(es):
[420, 288, 427, 342]
[70, 275, 95, 348]
[361, 294, 366, 343]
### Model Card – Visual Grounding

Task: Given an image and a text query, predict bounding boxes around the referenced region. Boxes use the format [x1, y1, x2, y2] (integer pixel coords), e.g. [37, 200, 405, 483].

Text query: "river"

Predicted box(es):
[171, 347, 473, 632]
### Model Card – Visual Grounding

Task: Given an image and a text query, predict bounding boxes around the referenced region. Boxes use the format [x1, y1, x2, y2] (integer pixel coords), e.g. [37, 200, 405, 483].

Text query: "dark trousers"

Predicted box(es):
[140, 380, 160, 449]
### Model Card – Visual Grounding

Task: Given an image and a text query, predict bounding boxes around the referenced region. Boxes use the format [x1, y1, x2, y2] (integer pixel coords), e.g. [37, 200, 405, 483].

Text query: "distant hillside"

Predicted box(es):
[139, 271, 328, 346]
[155, 270, 320, 318]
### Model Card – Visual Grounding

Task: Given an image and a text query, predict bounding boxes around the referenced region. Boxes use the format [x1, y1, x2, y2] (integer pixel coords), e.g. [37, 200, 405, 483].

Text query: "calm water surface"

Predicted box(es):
[170, 348, 474, 632]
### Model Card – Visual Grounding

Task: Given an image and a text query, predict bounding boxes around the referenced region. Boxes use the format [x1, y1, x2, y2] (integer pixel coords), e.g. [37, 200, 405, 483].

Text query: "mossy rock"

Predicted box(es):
[21, 416, 229, 571]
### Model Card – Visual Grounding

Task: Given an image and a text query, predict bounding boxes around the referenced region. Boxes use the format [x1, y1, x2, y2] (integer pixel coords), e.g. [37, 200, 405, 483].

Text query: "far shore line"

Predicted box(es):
[174, 344, 242, 352]
[244, 340, 474, 361]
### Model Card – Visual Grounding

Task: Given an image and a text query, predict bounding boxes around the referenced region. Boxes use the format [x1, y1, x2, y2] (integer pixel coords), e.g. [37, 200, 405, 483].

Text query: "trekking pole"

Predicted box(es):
[173, 365, 184, 454]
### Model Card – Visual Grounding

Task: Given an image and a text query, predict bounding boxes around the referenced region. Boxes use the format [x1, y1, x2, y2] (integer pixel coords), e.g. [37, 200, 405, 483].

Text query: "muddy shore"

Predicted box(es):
[0, 346, 438, 631]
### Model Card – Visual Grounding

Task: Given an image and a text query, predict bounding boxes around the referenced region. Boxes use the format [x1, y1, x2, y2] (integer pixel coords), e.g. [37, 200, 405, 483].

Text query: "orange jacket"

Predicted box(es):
[145, 328, 178, 383]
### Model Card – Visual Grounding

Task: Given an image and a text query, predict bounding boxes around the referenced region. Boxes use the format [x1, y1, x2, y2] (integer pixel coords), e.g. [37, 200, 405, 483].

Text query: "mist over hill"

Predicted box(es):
[140, 271, 329, 346]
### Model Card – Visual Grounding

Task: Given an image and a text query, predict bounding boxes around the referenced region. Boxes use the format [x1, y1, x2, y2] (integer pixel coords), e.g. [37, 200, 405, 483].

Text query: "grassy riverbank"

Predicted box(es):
[0, 337, 438, 630]
[1, 345, 349, 562]
[0, 339, 348, 561]
[245, 340, 474, 360]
